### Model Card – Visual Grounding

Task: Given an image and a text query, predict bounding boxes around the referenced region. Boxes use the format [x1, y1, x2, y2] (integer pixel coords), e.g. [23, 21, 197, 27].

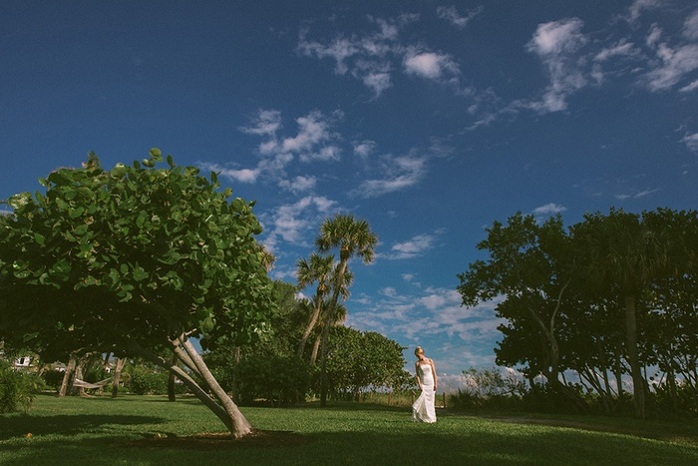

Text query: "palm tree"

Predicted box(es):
[315, 214, 377, 405]
[310, 300, 347, 366]
[296, 253, 335, 358]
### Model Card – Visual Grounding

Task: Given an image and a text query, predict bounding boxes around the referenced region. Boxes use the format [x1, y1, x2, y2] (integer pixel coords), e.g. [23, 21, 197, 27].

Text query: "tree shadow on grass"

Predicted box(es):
[119, 429, 313, 450]
[0, 414, 167, 440]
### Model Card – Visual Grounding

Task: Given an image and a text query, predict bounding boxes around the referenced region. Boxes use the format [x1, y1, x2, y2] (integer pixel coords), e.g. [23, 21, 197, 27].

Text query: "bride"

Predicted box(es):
[412, 346, 437, 423]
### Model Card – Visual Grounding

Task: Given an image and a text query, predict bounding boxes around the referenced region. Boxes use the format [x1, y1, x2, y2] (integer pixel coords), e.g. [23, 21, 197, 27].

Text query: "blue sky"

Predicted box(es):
[2, 1, 697, 387]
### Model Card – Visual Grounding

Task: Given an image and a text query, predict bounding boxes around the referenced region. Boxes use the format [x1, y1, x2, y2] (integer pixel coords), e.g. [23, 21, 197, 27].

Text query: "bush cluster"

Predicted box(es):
[0, 360, 40, 413]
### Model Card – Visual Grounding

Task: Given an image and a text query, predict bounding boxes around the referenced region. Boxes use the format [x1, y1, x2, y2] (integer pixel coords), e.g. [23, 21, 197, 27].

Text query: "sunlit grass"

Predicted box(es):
[1, 394, 697, 465]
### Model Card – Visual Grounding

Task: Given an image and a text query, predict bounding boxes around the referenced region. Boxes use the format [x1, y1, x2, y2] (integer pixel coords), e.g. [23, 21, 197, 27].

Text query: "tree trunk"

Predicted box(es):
[310, 333, 321, 366]
[111, 358, 125, 398]
[231, 346, 241, 404]
[167, 355, 177, 402]
[72, 364, 86, 397]
[58, 357, 76, 397]
[127, 338, 253, 438]
[624, 294, 646, 418]
[614, 343, 624, 398]
[319, 323, 330, 406]
[297, 301, 322, 358]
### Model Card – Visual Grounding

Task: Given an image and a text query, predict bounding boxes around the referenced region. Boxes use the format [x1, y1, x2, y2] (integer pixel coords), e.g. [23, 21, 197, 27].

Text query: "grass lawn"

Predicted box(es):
[1, 394, 697, 465]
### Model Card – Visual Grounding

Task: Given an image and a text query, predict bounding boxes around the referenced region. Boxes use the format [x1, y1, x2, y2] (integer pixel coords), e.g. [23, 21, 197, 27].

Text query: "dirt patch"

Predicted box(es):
[121, 430, 312, 450]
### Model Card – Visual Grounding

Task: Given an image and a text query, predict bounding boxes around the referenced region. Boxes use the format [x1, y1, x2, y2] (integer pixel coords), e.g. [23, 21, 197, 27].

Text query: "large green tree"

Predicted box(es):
[0, 150, 275, 438]
[458, 213, 578, 402]
[570, 208, 694, 418]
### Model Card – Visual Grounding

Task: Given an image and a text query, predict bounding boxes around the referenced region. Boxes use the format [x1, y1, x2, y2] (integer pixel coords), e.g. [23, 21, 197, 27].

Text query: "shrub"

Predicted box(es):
[235, 355, 311, 406]
[128, 365, 168, 395]
[0, 360, 40, 413]
[42, 369, 65, 391]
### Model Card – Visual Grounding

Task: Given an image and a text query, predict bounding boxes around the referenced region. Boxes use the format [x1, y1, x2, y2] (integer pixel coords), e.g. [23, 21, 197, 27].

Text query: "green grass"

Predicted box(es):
[1, 395, 697, 465]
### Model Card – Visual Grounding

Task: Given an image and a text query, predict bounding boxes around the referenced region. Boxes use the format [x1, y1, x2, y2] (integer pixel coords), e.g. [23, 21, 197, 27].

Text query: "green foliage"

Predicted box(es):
[458, 208, 698, 415]
[235, 355, 311, 405]
[41, 369, 65, 391]
[0, 360, 39, 413]
[324, 326, 411, 400]
[0, 149, 275, 362]
[128, 365, 169, 395]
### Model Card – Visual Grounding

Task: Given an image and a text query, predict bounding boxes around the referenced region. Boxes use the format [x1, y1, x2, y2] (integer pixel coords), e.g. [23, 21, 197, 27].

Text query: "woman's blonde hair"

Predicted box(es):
[414, 346, 424, 356]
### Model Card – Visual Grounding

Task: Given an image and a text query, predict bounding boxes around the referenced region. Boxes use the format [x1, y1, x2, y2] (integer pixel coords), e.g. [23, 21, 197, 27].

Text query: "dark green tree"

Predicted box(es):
[570, 208, 695, 418]
[458, 213, 581, 405]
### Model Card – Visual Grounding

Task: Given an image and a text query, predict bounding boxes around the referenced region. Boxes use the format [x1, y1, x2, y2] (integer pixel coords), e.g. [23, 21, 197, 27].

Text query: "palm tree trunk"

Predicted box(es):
[297, 302, 322, 358]
[319, 323, 330, 406]
[624, 294, 646, 418]
[310, 333, 321, 366]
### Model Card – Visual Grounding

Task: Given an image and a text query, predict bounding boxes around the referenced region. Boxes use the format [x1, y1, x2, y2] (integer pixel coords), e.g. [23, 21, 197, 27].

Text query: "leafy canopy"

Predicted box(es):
[0, 149, 275, 361]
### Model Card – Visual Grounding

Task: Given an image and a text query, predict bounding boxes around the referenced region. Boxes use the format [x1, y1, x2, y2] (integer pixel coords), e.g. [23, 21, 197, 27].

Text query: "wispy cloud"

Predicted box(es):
[210, 109, 342, 190]
[532, 203, 567, 216]
[260, 195, 338, 253]
[347, 286, 505, 371]
[353, 140, 376, 159]
[384, 233, 437, 260]
[624, 0, 662, 25]
[641, 42, 698, 92]
[354, 155, 427, 198]
[682, 132, 698, 152]
[519, 18, 589, 113]
[614, 187, 660, 200]
[298, 13, 466, 97]
[436, 5, 483, 30]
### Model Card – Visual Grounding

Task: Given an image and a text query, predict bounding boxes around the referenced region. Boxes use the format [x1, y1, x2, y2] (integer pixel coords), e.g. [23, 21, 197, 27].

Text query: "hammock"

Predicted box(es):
[72, 377, 113, 390]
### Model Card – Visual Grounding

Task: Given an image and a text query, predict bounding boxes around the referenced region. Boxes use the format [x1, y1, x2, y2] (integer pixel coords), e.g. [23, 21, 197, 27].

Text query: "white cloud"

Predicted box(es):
[684, 9, 698, 40]
[683, 132, 698, 152]
[646, 24, 663, 48]
[614, 188, 660, 200]
[594, 40, 637, 62]
[361, 70, 392, 96]
[261, 195, 338, 253]
[679, 79, 698, 92]
[297, 35, 360, 75]
[436, 5, 483, 30]
[626, 0, 662, 24]
[642, 43, 698, 91]
[404, 50, 460, 80]
[299, 13, 468, 96]
[226, 109, 342, 191]
[238, 109, 282, 137]
[528, 18, 587, 56]
[532, 203, 567, 216]
[297, 17, 407, 96]
[278, 175, 317, 194]
[346, 286, 504, 373]
[280, 111, 340, 158]
[522, 18, 588, 113]
[353, 140, 376, 158]
[386, 233, 436, 260]
[354, 155, 427, 198]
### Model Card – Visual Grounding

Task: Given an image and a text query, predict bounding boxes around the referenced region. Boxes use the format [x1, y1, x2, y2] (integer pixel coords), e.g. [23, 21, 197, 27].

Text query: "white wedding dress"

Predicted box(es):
[412, 362, 437, 423]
